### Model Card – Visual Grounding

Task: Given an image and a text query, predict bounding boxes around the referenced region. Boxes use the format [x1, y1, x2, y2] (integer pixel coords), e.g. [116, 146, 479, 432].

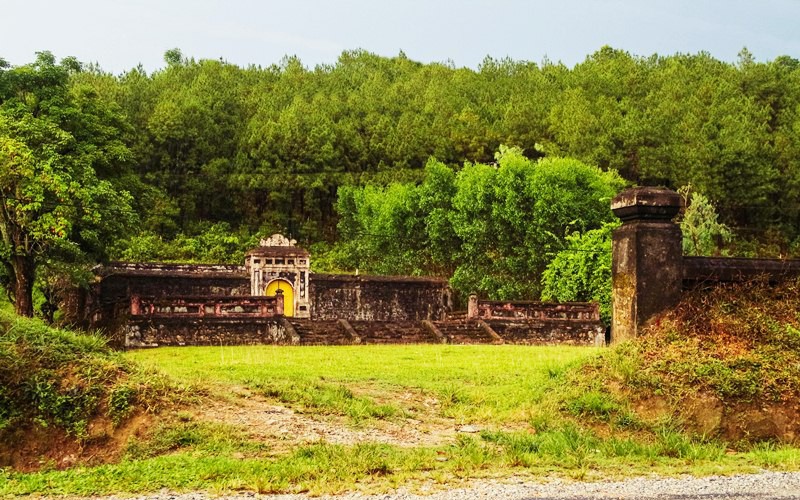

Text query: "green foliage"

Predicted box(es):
[678, 186, 733, 256]
[334, 148, 624, 299]
[0, 310, 183, 443]
[450, 149, 624, 299]
[541, 222, 618, 324]
[11, 47, 792, 257]
[112, 222, 266, 264]
[0, 52, 136, 315]
[0, 312, 112, 438]
[4, 48, 800, 314]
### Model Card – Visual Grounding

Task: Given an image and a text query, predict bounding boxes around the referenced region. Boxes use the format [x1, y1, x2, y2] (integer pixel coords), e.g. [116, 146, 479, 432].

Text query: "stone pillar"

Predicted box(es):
[275, 289, 284, 316]
[611, 187, 683, 344]
[130, 294, 141, 316]
[467, 294, 478, 319]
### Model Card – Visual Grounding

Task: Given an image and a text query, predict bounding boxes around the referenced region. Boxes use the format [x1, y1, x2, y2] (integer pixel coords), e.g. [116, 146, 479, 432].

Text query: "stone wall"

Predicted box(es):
[95, 263, 250, 302]
[460, 295, 604, 345]
[683, 256, 800, 285]
[487, 319, 605, 346]
[82, 263, 251, 345]
[611, 187, 800, 343]
[131, 294, 283, 318]
[126, 317, 288, 347]
[309, 274, 452, 321]
[468, 296, 599, 321]
[90, 265, 452, 324]
[82, 264, 454, 345]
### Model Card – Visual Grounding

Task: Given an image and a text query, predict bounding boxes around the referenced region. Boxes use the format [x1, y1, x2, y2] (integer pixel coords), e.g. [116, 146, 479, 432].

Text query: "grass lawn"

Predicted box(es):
[4, 344, 800, 496]
[126, 344, 596, 423]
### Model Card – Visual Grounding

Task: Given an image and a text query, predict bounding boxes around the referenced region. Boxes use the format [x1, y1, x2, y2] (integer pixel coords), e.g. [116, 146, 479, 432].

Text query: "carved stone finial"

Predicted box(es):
[259, 234, 297, 247]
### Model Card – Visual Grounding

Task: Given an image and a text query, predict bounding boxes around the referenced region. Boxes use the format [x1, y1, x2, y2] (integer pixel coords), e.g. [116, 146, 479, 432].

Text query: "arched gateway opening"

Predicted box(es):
[265, 279, 294, 317]
[245, 234, 310, 318]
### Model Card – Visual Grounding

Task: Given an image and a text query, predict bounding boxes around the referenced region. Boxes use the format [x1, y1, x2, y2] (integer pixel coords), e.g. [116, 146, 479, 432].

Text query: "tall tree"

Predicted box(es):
[0, 52, 135, 316]
[333, 147, 625, 299]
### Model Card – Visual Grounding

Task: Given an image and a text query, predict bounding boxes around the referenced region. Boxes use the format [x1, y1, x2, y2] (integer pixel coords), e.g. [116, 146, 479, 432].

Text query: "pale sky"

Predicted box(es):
[2, 0, 799, 73]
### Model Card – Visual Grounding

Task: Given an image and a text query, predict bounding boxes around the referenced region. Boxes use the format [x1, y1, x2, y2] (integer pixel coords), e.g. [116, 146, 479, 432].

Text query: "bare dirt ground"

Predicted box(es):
[193, 387, 460, 452]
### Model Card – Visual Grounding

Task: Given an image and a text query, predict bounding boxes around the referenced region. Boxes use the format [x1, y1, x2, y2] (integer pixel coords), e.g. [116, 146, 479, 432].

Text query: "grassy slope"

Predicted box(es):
[560, 278, 800, 443]
[0, 311, 190, 470]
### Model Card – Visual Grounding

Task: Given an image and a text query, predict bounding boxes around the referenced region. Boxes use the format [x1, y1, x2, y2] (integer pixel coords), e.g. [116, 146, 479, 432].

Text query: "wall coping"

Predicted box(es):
[99, 264, 449, 285]
[99, 262, 247, 279]
[312, 273, 449, 285]
[683, 256, 800, 283]
[611, 187, 683, 221]
[477, 299, 598, 307]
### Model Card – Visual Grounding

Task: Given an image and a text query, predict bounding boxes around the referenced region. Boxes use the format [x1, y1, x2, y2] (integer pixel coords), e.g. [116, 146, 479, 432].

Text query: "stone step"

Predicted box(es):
[446, 330, 494, 344]
[290, 320, 353, 345]
[445, 310, 468, 321]
[282, 317, 602, 346]
[299, 334, 351, 346]
[435, 320, 495, 344]
[353, 321, 438, 344]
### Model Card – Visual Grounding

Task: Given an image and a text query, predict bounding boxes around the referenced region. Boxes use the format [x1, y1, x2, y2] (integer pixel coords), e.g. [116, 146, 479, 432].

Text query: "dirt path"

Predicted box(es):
[193, 389, 458, 451]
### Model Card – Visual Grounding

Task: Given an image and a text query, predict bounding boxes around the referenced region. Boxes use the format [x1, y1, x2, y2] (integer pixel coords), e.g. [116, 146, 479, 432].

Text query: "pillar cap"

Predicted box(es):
[611, 187, 682, 222]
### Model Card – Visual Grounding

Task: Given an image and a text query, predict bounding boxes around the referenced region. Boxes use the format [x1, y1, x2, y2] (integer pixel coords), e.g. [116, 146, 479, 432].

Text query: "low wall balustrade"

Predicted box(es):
[130, 293, 284, 318]
[467, 295, 600, 321]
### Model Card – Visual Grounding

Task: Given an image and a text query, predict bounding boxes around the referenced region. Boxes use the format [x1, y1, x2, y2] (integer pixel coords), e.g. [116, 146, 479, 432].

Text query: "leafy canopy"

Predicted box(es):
[333, 147, 625, 300]
[0, 52, 136, 316]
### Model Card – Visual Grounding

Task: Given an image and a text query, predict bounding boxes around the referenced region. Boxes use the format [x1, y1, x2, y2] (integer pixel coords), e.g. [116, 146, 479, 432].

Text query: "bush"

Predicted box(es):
[0, 312, 177, 443]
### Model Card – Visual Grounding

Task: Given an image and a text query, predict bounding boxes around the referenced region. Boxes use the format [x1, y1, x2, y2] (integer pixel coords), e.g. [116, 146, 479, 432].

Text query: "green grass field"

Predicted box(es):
[126, 344, 596, 423]
[4, 343, 800, 496]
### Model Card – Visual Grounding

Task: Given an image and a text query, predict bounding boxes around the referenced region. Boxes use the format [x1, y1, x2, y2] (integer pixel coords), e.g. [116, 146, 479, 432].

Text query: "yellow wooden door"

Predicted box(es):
[265, 279, 294, 317]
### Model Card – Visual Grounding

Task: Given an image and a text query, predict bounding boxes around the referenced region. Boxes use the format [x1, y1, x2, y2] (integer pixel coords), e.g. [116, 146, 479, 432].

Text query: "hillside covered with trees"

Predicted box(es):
[2, 47, 800, 315]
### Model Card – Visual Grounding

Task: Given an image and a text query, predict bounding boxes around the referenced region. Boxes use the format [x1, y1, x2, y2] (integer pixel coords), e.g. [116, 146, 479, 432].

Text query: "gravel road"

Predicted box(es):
[103, 471, 800, 500]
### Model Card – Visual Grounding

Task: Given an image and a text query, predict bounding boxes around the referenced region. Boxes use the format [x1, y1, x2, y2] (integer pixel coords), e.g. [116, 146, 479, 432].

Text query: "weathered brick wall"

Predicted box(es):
[126, 317, 288, 347]
[309, 274, 452, 321]
[91, 266, 452, 325]
[82, 265, 454, 346]
[471, 299, 599, 321]
[488, 319, 605, 346]
[683, 256, 800, 286]
[131, 295, 282, 317]
[82, 263, 251, 345]
[96, 263, 250, 302]
[611, 187, 800, 342]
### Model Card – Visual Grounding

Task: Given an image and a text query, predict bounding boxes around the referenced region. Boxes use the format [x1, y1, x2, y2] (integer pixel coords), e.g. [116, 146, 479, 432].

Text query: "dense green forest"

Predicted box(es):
[2, 47, 800, 316]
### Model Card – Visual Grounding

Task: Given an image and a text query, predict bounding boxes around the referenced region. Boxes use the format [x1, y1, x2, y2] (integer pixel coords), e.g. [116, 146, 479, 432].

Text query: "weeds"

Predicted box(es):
[255, 380, 401, 423]
[0, 311, 186, 447]
[565, 390, 621, 421]
[557, 278, 800, 444]
[125, 418, 268, 459]
[108, 384, 137, 425]
[750, 442, 800, 468]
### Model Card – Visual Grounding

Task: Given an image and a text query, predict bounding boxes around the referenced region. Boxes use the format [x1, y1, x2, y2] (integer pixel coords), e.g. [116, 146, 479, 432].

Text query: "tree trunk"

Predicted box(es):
[12, 254, 35, 317]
